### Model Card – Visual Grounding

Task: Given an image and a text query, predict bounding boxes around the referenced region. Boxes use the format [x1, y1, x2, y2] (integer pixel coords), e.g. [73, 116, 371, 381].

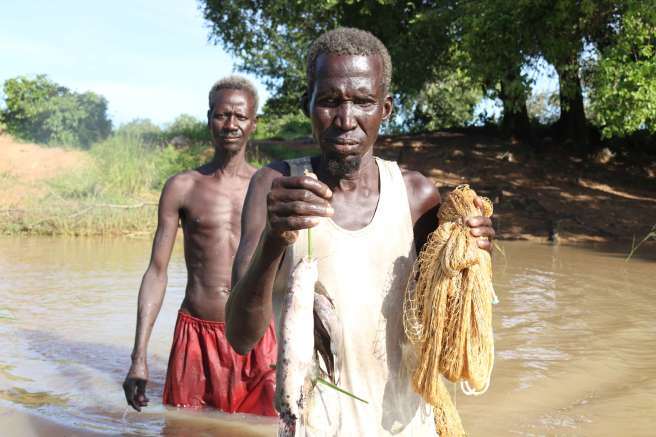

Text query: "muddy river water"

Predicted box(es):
[0, 237, 654, 436]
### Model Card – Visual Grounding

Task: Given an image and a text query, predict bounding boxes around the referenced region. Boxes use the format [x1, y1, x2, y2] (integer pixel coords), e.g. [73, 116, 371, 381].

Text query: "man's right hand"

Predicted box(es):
[123, 361, 149, 412]
[265, 175, 334, 245]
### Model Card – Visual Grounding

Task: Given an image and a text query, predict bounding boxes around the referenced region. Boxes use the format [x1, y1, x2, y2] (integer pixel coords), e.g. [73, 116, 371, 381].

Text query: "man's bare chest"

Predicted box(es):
[182, 183, 247, 231]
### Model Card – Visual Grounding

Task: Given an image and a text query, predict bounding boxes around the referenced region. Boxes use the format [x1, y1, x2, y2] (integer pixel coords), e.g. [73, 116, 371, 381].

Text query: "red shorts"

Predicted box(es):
[162, 311, 277, 416]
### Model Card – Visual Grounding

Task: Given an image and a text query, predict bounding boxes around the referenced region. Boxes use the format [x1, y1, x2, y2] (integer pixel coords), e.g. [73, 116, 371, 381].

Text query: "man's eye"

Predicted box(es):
[215, 114, 227, 119]
[237, 115, 247, 121]
[319, 98, 338, 107]
[355, 99, 375, 108]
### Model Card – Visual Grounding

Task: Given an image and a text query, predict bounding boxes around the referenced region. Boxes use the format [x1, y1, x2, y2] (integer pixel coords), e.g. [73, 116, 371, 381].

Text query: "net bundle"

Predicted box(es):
[403, 185, 496, 437]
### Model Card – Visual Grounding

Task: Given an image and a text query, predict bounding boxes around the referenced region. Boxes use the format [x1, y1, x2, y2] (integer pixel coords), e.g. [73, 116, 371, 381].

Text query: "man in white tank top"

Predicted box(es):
[226, 28, 495, 436]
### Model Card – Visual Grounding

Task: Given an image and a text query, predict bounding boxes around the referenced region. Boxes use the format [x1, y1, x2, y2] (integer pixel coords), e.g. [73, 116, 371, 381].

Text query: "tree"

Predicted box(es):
[201, 1, 333, 115]
[588, 2, 656, 138]
[200, 0, 655, 143]
[457, 0, 536, 139]
[200, 1, 480, 129]
[0, 75, 112, 148]
[400, 66, 483, 133]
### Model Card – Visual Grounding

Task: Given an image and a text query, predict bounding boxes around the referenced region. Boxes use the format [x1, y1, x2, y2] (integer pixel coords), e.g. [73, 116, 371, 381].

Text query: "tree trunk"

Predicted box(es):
[499, 71, 531, 143]
[555, 63, 589, 147]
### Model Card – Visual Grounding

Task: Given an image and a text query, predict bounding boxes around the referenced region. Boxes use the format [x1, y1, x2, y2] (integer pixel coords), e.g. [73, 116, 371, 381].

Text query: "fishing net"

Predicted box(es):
[403, 184, 496, 437]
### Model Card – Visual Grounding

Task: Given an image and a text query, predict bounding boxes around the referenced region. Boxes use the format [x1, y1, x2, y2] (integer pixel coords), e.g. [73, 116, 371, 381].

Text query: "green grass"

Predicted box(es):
[1, 134, 182, 236]
[1, 119, 318, 236]
[625, 224, 656, 261]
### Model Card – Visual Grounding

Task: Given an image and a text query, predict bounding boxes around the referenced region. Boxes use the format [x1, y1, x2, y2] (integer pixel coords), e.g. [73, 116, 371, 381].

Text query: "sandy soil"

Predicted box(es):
[257, 131, 656, 244]
[0, 135, 89, 207]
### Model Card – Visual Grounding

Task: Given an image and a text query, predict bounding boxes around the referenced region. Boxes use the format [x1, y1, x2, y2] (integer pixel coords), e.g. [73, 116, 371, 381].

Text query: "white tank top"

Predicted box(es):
[273, 157, 436, 436]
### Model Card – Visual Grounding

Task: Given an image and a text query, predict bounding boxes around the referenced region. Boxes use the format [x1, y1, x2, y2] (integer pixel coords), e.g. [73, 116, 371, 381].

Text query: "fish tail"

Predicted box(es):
[278, 416, 297, 437]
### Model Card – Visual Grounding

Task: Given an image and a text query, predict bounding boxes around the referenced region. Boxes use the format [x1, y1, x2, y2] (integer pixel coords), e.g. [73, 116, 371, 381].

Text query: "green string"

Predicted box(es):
[316, 377, 368, 404]
[308, 227, 313, 259]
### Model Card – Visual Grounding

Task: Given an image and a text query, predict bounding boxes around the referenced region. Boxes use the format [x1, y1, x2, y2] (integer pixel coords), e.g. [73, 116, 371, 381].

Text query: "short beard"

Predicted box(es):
[326, 155, 362, 178]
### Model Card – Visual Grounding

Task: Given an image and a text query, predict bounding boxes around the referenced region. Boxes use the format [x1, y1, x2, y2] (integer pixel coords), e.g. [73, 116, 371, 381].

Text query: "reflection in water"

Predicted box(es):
[0, 387, 68, 408]
[0, 237, 655, 436]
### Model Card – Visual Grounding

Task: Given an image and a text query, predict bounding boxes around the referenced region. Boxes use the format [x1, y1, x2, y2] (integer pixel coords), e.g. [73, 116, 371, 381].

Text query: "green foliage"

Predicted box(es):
[254, 111, 312, 140]
[201, 0, 656, 142]
[115, 118, 163, 145]
[198, 1, 457, 125]
[589, 4, 656, 138]
[200, 1, 326, 115]
[527, 91, 560, 125]
[458, 1, 534, 121]
[0, 75, 111, 148]
[165, 114, 212, 144]
[400, 67, 483, 133]
[48, 130, 211, 202]
[49, 134, 156, 199]
[198, 1, 522, 133]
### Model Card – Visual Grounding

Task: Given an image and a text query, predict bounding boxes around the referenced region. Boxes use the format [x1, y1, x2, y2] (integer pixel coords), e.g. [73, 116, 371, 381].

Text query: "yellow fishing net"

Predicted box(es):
[403, 185, 496, 437]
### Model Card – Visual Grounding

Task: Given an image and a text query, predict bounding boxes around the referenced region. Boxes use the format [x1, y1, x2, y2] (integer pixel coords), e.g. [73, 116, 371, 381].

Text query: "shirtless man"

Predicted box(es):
[225, 28, 495, 435]
[123, 76, 277, 416]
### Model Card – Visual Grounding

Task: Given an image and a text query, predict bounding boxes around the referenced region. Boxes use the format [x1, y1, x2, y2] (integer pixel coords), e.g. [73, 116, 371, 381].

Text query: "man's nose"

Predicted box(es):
[334, 101, 356, 131]
[225, 115, 238, 130]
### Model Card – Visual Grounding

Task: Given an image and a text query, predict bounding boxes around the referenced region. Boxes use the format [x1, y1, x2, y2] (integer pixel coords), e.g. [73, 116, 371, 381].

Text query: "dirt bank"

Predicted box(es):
[258, 131, 656, 244]
[0, 135, 89, 208]
[2, 132, 654, 243]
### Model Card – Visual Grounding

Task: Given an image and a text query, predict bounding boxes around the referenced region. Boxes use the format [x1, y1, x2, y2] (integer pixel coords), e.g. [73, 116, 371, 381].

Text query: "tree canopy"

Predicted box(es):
[0, 75, 112, 148]
[200, 0, 656, 143]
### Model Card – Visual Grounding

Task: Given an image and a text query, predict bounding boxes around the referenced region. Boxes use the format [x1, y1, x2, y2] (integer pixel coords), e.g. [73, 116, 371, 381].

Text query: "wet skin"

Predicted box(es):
[225, 53, 495, 355]
[123, 89, 258, 411]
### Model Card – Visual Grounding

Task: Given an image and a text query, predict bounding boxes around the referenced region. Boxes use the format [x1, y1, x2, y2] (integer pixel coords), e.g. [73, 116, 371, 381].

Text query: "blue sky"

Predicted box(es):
[0, 0, 270, 126]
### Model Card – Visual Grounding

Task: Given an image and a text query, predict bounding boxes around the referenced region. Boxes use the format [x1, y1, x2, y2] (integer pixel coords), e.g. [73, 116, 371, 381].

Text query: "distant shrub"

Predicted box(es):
[115, 119, 163, 145]
[0, 75, 111, 148]
[154, 143, 212, 187]
[164, 114, 211, 145]
[254, 111, 311, 140]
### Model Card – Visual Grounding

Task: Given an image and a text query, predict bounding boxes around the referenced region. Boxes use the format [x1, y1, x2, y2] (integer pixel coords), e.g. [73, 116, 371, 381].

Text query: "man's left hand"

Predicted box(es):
[466, 196, 495, 252]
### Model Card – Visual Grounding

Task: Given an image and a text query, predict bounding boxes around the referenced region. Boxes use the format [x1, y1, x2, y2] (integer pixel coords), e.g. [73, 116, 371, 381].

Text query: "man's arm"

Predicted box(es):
[123, 176, 184, 411]
[226, 164, 333, 354]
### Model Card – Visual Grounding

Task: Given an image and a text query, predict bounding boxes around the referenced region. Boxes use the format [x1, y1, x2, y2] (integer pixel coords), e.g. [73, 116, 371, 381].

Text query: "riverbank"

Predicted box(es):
[2, 132, 654, 244]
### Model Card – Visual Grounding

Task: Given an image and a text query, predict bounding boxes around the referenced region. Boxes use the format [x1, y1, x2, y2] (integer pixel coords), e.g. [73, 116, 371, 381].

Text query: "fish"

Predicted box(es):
[313, 281, 343, 384]
[275, 257, 319, 437]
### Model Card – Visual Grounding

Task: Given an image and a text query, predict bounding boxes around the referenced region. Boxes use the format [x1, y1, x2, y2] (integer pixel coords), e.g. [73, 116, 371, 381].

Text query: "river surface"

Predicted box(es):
[0, 237, 654, 436]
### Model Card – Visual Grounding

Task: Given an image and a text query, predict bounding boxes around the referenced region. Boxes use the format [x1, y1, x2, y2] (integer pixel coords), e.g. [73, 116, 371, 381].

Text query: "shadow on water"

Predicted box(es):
[18, 328, 167, 390]
[10, 328, 277, 436]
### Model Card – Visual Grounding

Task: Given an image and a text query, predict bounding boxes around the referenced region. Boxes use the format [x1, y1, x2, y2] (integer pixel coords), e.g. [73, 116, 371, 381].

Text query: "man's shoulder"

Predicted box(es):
[166, 170, 197, 187]
[400, 168, 441, 221]
[248, 159, 293, 187]
[161, 170, 197, 199]
[401, 168, 438, 197]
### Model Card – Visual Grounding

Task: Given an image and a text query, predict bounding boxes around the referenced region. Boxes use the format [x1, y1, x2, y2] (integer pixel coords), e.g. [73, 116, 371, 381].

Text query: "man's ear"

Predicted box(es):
[382, 94, 393, 122]
[300, 91, 310, 117]
[207, 109, 212, 127]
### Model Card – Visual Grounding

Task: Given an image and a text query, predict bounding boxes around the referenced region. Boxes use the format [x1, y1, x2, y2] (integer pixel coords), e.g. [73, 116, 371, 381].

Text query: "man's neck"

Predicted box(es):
[318, 151, 378, 193]
[208, 147, 248, 177]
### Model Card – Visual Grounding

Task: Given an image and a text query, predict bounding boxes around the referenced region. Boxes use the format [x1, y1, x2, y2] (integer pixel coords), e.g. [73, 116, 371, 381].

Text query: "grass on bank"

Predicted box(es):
[1, 120, 314, 236]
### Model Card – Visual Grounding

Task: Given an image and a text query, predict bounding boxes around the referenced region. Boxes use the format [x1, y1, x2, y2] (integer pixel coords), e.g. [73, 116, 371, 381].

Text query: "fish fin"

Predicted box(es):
[313, 308, 335, 383]
[314, 280, 334, 306]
